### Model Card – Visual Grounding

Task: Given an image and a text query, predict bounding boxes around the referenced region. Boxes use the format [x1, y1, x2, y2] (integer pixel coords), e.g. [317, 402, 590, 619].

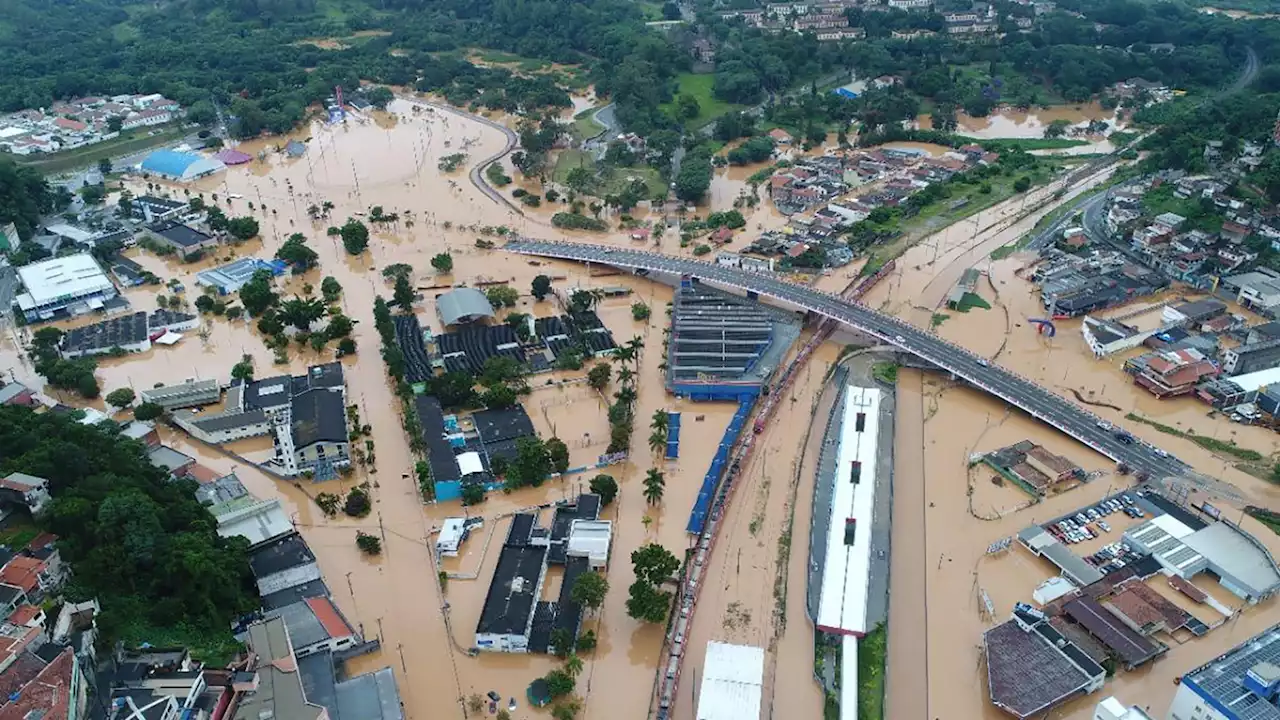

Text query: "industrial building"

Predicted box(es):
[13, 253, 118, 322]
[1124, 515, 1280, 605]
[196, 258, 286, 294]
[435, 287, 495, 326]
[475, 495, 608, 654]
[140, 378, 221, 410]
[1169, 622, 1280, 720]
[695, 641, 765, 720]
[984, 603, 1106, 718]
[665, 277, 800, 401]
[139, 149, 226, 182]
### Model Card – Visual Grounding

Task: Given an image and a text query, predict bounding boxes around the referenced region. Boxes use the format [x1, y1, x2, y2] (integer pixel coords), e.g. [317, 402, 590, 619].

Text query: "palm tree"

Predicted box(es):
[643, 469, 665, 505]
[625, 335, 644, 364]
[614, 386, 637, 409]
[650, 410, 669, 434]
[616, 366, 635, 387]
[322, 200, 335, 217]
[279, 296, 326, 331]
[565, 654, 584, 678]
[613, 346, 636, 367]
[307, 204, 320, 219]
[648, 429, 666, 455]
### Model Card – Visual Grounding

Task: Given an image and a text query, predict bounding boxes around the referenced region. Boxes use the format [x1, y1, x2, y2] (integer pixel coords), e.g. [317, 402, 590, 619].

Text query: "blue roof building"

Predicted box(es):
[140, 150, 226, 182]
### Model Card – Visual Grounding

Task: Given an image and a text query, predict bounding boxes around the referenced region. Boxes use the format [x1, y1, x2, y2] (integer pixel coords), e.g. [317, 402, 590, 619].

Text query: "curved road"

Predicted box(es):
[405, 97, 523, 214]
[504, 239, 1193, 480]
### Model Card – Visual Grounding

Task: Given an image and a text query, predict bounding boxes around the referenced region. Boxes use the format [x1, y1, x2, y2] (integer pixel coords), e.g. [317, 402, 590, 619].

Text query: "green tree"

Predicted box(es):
[366, 86, 394, 109]
[506, 436, 551, 489]
[133, 402, 163, 421]
[226, 216, 259, 241]
[587, 363, 611, 392]
[430, 252, 454, 273]
[461, 482, 486, 506]
[382, 263, 414, 281]
[550, 628, 574, 658]
[341, 219, 369, 255]
[481, 384, 518, 409]
[1013, 176, 1032, 193]
[675, 157, 712, 202]
[543, 669, 575, 698]
[485, 285, 518, 308]
[231, 354, 255, 381]
[105, 387, 136, 409]
[588, 474, 618, 505]
[570, 571, 608, 611]
[325, 313, 354, 339]
[631, 301, 650, 321]
[344, 486, 371, 517]
[279, 296, 326, 331]
[356, 531, 382, 555]
[642, 468, 665, 504]
[97, 157, 112, 175]
[626, 580, 672, 623]
[276, 234, 318, 272]
[320, 276, 342, 302]
[545, 437, 570, 474]
[531, 274, 552, 300]
[631, 543, 679, 585]
[393, 274, 415, 312]
[564, 654, 584, 678]
[1044, 119, 1072, 138]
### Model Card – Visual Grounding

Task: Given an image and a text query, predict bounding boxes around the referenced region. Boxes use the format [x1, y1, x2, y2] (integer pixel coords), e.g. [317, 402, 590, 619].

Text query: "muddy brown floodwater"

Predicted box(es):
[869, 157, 1280, 719]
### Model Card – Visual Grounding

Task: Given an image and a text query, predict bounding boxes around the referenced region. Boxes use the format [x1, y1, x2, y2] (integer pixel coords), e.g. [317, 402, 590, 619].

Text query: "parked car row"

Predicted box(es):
[1083, 541, 1145, 574]
[1047, 495, 1143, 544]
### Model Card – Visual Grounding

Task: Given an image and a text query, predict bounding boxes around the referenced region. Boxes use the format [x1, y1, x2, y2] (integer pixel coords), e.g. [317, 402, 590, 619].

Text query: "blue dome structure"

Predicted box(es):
[140, 149, 225, 181]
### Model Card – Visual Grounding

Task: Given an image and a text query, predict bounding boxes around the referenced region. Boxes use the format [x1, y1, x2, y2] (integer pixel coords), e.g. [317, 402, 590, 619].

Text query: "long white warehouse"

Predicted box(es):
[816, 386, 880, 637]
[696, 641, 764, 720]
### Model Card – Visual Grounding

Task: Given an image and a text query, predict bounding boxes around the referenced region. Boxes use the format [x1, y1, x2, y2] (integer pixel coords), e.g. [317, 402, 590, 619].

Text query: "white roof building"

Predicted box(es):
[437, 518, 468, 557]
[816, 386, 880, 636]
[457, 451, 485, 477]
[696, 641, 764, 720]
[567, 519, 613, 568]
[15, 253, 118, 321]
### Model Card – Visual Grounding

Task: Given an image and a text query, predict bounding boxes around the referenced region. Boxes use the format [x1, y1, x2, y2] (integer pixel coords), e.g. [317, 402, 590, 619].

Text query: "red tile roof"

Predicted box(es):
[53, 117, 87, 132]
[0, 651, 47, 701]
[0, 557, 45, 594]
[7, 605, 40, 627]
[0, 647, 74, 720]
[305, 597, 353, 639]
[768, 128, 793, 143]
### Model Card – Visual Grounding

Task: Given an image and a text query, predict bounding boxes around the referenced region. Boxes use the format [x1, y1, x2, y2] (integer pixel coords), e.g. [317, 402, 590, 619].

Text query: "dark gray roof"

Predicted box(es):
[248, 533, 316, 579]
[62, 312, 149, 353]
[195, 473, 248, 506]
[189, 409, 268, 432]
[266, 598, 349, 649]
[0, 583, 23, 605]
[261, 579, 330, 612]
[472, 406, 536, 445]
[149, 308, 196, 328]
[290, 389, 347, 448]
[130, 195, 187, 215]
[149, 220, 213, 249]
[476, 542, 545, 636]
[336, 666, 403, 720]
[415, 395, 460, 483]
[436, 287, 495, 325]
[242, 375, 293, 410]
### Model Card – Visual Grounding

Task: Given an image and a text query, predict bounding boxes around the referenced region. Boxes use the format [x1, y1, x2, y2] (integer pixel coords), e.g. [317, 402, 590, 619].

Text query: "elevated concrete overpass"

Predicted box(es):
[504, 239, 1190, 481]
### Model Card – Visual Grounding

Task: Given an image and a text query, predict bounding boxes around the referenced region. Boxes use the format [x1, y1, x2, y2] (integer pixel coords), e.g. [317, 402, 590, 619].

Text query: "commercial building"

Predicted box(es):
[139, 150, 226, 182]
[476, 495, 605, 653]
[1125, 514, 1280, 604]
[196, 258, 285, 294]
[1223, 338, 1280, 376]
[141, 220, 219, 258]
[984, 604, 1105, 718]
[13, 254, 118, 322]
[125, 195, 189, 223]
[140, 378, 221, 410]
[248, 532, 322, 597]
[265, 596, 358, 659]
[695, 641, 765, 720]
[1168, 622, 1280, 720]
[58, 311, 150, 358]
[203, 473, 293, 548]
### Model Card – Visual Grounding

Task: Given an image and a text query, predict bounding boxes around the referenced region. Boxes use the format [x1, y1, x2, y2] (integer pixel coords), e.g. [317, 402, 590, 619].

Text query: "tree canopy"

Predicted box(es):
[0, 406, 257, 656]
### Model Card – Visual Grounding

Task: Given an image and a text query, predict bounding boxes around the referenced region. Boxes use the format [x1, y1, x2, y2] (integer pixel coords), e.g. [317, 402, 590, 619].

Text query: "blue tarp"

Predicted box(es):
[833, 87, 858, 99]
[686, 401, 754, 534]
[666, 412, 681, 459]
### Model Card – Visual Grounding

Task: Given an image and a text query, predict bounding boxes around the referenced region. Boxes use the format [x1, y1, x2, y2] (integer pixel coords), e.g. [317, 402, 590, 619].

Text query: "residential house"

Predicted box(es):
[0, 473, 50, 516]
[0, 556, 55, 603]
[248, 533, 322, 597]
[1221, 268, 1280, 315]
[0, 383, 35, 408]
[887, 0, 931, 9]
[1222, 338, 1280, 375]
[1246, 321, 1280, 345]
[0, 648, 85, 720]
[1133, 348, 1219, 398]
[265, 597, 358, 659]
[228, 617, 328, 720]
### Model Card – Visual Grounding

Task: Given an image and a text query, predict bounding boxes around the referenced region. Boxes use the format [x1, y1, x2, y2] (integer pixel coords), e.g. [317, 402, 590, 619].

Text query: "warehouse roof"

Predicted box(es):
[436, 287, 494, 325]
[1182, 522, 1280, 599]
[140, 150, 203, 177]
[16, 254, 113, 307]
[696, 642, 764, 720]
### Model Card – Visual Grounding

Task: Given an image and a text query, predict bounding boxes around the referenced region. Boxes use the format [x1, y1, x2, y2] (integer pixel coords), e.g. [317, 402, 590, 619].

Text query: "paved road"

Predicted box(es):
[1026, 188, 1110, 251]
[504, 239, 1192, 480]
[405, 97, 522, 214]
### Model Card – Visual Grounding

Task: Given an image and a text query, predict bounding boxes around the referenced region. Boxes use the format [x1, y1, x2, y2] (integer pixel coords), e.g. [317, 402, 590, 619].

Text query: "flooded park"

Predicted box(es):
[2, 90, 1279, 720]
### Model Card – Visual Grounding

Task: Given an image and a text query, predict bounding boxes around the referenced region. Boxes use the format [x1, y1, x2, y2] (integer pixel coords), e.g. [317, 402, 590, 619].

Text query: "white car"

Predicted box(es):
[894, 335, 905, 344]
[978, 358, 990, 367]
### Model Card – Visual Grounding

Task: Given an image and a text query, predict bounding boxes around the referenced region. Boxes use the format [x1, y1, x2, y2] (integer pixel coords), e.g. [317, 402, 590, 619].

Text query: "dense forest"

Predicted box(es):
[0, 406, 258, 657]
[6, 0, 1280, 143]
[0, 158, 62, 241]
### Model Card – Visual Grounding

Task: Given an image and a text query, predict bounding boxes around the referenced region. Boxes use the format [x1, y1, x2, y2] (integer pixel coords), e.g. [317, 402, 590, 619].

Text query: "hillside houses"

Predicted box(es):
[0, 94, 183, 156]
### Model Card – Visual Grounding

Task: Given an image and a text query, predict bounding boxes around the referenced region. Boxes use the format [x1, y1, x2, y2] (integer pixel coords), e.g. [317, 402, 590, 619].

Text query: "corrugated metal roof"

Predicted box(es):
[697, 642, 764, 720]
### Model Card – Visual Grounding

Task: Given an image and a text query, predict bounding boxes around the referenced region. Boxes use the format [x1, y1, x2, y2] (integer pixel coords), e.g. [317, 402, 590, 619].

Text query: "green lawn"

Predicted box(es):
[474, 48, 552, 72]
[553, 148, 665, 198]
[856, 624, 887, 720]
[661, 73, 743, 129]
[953, 292, 992, 312]
[0, 519, 40, 550]
[571, 108, 606, 142]
[980, 138, 1089, 151]
[553, 148, 594, 185]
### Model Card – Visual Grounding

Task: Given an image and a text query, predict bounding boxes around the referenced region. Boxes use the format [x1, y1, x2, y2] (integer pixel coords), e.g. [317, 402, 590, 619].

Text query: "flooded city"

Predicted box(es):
[4, 88, 1279, 720]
